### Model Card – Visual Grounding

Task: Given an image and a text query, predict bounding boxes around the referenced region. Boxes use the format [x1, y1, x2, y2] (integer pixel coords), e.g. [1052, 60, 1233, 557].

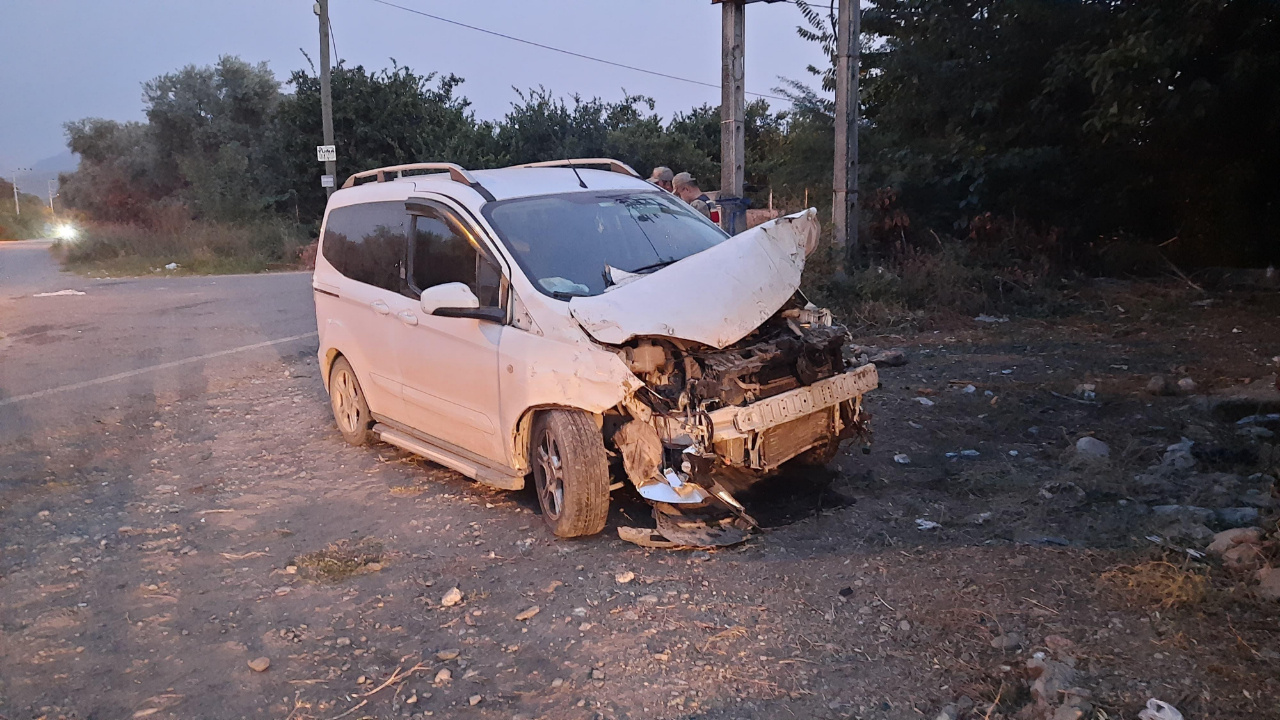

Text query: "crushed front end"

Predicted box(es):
[605, 295, 879, 548]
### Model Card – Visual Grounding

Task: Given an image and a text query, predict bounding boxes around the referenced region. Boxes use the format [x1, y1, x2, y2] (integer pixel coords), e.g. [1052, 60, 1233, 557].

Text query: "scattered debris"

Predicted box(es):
[1138, 698, 1184, 720]
[915, 519, 942, 530]
[869, 349, 908, 367]
[32, 289, 86, 297]
[247, 657, 270, 672]
[1206, 527, 1262, 555]
[164, 262, 180, 270]
[1073, 383, 1097, 400]
[1073, 436, 1110, 462]
[614, 570, 635, 584]
[914, 397, 936, 407]
[515, 605, 540, 621]
[441, 587, 464, 607]
[1216, 506, 1260, 527]
[893, 453, 911, 464]
[1257, 566, 1280, 601]
[989, 632, 1022, 649]
[974, 314, 1008, 323]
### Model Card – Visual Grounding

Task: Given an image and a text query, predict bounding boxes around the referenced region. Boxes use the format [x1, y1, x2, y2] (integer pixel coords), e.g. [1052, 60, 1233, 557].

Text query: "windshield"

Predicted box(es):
[481, 190, 729, 298]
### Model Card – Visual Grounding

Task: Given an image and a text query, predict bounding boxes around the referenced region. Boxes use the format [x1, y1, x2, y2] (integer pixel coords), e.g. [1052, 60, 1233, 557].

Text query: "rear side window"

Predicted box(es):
[321, 201, 407, 292]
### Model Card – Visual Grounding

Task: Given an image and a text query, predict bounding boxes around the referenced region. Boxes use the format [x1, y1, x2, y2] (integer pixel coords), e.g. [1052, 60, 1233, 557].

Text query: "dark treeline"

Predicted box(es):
[59, 0, 1280, 275]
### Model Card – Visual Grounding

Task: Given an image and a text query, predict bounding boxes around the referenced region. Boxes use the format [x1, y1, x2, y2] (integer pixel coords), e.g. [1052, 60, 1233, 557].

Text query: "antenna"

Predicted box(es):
[565, 159, 588, 189]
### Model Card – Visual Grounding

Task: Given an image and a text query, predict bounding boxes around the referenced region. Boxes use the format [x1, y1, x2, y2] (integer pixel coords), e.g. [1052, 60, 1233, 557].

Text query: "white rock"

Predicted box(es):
[914, 397, 935, 407]
[1074, 436, 1110, 460]
[893, 454, 911, 464]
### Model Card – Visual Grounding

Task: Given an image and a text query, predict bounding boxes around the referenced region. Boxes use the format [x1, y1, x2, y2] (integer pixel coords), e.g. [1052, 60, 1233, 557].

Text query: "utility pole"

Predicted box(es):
[12, 167, 29, 216]
[48, 179, 56, 211]
[317, 0, 337, 196]
[832, 0, 860, 276]
[720, 0, 746, 231]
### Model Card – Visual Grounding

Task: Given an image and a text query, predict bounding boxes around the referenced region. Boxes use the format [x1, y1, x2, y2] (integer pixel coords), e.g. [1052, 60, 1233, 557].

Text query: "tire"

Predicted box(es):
[531, 410, 611, 538]
[329, 356, 373, 446]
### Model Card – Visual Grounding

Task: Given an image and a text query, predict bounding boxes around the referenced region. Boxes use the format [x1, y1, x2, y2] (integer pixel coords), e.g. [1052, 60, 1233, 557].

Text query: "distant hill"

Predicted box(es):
[0, 151, 80, 198]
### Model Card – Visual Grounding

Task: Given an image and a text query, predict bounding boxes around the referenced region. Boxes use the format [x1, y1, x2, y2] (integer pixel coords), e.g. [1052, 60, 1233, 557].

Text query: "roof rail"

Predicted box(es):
[341, 163, 495, 200]
[510, 158, 642, 179]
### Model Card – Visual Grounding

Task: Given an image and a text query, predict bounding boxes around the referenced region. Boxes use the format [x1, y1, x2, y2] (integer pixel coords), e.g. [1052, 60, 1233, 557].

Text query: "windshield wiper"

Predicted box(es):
[550, 290, 589, 300]
[628, 259, 679, 275]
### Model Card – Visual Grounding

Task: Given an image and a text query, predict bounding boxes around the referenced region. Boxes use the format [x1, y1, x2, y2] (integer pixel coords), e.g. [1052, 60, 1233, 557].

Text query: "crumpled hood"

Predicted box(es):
[568, 209, 819, 349]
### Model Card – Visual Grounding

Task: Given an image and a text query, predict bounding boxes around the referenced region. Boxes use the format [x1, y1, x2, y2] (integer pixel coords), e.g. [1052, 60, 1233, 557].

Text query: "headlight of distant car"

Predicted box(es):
[53, 223, 79, 240]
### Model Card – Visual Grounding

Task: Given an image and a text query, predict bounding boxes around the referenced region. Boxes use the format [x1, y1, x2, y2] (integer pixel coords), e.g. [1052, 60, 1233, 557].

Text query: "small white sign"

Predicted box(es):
[320, 174, 335, 188]
[316, 145, 336, 162]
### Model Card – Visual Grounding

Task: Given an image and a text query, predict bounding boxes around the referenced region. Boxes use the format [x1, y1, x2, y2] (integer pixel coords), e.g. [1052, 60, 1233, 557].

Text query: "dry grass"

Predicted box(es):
[56, 211, 309, 276]
[291, 538, 385, 583]
[1099, 560, 1210, 609]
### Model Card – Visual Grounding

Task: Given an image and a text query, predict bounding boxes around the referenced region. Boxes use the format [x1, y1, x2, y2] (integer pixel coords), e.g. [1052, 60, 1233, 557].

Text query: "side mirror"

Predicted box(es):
[420, 282, 479, 313]
[420, 282, 505, 322]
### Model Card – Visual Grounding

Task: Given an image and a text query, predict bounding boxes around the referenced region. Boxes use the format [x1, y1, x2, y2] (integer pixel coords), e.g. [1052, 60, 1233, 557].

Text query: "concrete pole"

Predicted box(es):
[832, 0, 859, 275]
[12, 168, 29, 216]
[318, 0, 337, 197]
[720, 1, 746, 202]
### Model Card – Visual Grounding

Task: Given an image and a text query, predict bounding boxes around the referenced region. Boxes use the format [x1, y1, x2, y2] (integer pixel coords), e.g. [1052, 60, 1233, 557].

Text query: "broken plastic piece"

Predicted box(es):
[1138, 699, 1183, 720]
[636, 478, 710, 504]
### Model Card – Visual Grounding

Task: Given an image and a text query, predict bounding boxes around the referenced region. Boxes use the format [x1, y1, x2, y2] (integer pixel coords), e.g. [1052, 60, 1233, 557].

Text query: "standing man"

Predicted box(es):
[648, 166, 674, 192]
[672, 172, 712, 219]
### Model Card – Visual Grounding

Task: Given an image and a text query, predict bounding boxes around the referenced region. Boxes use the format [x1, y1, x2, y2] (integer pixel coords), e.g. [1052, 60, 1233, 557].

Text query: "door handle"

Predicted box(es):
[396, 310, 419, 326]
[370, 300, 390, 315]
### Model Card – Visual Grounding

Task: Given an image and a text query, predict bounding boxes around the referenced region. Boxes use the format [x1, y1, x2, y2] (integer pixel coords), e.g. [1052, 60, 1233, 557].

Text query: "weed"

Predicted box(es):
[291, 538, 385, 583]
[1099, 560, 1209, 609]
[55, 215, 310, 276]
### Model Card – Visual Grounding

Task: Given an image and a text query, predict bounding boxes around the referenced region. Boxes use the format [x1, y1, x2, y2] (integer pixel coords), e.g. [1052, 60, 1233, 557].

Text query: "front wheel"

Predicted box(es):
[531, 410, 610, 538]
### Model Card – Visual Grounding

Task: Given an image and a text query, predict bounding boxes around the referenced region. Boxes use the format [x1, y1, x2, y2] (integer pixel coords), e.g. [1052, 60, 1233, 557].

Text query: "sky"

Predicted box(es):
[0, 0, 830, 171]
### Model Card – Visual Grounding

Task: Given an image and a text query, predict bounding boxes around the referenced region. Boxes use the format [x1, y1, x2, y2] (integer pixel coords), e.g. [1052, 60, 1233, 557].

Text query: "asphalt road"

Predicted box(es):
[0, 240, 318, 447]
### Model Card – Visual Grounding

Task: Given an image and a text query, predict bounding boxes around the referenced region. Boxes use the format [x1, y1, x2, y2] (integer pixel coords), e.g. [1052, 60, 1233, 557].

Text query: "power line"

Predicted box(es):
[364, 0, 789, 102]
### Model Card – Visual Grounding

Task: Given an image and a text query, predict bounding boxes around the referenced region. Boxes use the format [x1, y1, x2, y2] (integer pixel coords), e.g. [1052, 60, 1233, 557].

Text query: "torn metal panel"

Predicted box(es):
[567, 209, 821, 349]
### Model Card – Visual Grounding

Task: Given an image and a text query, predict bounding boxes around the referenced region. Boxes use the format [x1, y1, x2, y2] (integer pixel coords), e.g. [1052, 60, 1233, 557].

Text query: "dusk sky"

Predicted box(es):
[0, 0, 829, 170]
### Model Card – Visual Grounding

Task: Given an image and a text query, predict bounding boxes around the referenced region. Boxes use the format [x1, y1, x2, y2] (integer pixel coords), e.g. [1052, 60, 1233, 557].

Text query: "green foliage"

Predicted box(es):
[839, 0, 1280, 266]
[0, 178, 52, 240]
[264, 63, 498, 225]
[61, 212, 308, 275]
[55, 6, 1280, 278]
[60, 119, 166, 223]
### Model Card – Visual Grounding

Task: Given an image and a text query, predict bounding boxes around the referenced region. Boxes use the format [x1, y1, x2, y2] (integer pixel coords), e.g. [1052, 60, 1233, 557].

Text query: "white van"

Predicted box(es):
[313, 160, 878, 546]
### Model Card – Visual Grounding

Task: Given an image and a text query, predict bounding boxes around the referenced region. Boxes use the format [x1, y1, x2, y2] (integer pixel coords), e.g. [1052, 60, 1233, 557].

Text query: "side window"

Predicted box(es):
[409, 207, 503, 308]
[320, 201, 407, 292]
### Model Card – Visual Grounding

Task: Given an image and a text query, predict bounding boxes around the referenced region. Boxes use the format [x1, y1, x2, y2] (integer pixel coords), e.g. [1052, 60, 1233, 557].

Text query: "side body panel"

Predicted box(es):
[313, 210, 405, 419]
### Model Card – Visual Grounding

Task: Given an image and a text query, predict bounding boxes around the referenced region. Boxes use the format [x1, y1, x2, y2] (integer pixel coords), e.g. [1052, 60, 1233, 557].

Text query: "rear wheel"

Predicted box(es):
[531, 410, 610, 538]
[329, 356, 373, 446]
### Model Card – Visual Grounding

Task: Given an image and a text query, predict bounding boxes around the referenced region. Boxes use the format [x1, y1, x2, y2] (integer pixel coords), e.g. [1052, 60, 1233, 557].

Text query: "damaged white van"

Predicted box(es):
[313, 159, 879, 546]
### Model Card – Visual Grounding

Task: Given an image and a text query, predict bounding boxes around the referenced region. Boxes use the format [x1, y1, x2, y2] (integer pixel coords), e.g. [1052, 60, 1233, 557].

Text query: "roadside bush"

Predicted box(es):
[61, 214, 309, 274]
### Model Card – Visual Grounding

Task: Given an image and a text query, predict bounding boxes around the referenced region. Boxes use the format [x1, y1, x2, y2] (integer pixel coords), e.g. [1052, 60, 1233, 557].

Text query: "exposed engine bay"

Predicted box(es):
[602, 293, 879, 548]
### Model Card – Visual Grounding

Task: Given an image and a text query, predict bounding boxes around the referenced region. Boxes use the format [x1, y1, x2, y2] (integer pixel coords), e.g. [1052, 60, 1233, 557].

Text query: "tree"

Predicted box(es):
[60, 118, 166, 223]
[266, 63, 496, 225]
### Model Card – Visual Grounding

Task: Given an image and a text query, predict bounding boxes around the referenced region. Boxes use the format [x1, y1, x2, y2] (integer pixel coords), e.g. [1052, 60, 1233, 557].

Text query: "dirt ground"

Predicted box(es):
[2, 281, 1278, 720]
